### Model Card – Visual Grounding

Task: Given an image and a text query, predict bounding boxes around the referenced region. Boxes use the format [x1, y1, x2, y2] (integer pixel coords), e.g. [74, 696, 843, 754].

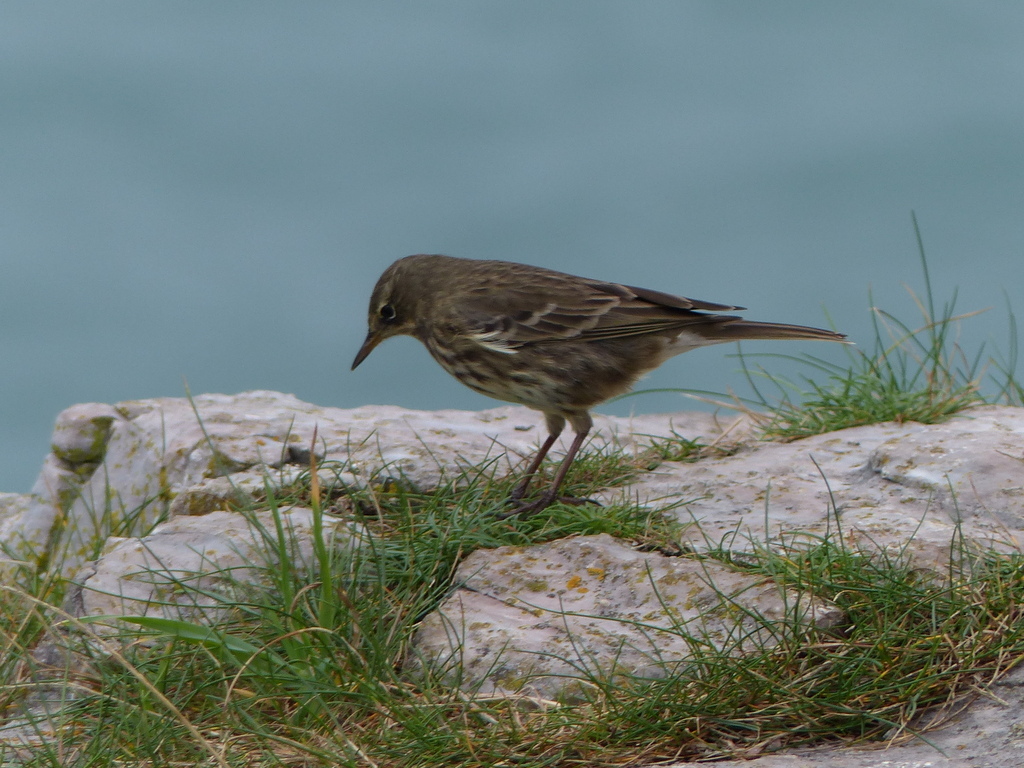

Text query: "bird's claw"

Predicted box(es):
[494, 494, 602, 520]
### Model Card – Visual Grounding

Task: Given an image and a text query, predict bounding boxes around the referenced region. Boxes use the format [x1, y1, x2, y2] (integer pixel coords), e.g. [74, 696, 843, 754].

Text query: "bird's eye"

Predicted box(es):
[378, 304, 397, 322]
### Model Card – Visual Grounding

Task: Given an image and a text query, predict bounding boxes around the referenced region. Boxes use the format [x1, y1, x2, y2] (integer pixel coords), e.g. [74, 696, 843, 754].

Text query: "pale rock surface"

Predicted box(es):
[2, 392, 1023, 766]
[2, 506, 368, 749]
[0, 390, 726, 578]
[599, 405, 1024, 570]
[167, 466, 362, 517]
[48, 402, 119, 466]
[73, 507, 367, 628]
[411, 533, 844, 701]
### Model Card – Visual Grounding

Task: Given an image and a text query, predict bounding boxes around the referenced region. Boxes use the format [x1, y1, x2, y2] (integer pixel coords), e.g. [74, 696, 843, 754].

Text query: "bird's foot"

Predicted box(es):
[494, 494, 602, 520]
[555, 495, 600, 507]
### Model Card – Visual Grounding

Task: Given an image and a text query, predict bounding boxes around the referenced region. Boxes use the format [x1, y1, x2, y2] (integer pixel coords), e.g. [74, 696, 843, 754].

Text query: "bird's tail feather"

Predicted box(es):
[704, 320, 847, 343]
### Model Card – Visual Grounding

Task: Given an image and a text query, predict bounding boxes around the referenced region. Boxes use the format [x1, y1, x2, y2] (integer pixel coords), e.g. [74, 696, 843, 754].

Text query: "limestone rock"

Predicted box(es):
[411, 533, 844, 701]
[2, 390, 730, 578]
[3, 392, 1024, 766]
[73, 508, 367, 628]
[48, 403, 120, 466]
[166, 474, 262, 518]
[0, 492, 39, 577]
[4, 392, 1023, 586]
[166, 466, 362, 517]
[601, 405, 1024, 569]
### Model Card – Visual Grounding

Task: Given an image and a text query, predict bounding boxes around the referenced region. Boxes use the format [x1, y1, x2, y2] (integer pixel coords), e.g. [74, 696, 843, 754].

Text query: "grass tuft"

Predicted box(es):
[6, 462, 1024, 766]
[749, 217, 987, 439]
[623, 215, 1019, 440]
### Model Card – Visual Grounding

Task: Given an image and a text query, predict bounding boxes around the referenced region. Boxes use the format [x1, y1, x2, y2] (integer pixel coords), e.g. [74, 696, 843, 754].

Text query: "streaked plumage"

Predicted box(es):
[352, 254, 847, 516]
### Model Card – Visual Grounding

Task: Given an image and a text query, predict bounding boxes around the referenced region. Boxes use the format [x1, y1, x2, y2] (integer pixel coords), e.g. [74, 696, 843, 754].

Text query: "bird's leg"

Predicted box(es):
[506, 413, 565, 503]
[508, 432, 559, 502]
[534, 426, 589, 506]
[499, 414, 596, 519]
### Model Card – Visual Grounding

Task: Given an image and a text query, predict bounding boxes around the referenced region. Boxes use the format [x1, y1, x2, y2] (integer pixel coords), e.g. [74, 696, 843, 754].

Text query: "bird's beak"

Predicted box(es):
[351, 331, 382, 370]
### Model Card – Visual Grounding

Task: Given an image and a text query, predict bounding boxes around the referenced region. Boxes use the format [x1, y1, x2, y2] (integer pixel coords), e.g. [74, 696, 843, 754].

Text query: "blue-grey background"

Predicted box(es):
[3, 2, 1023, 492]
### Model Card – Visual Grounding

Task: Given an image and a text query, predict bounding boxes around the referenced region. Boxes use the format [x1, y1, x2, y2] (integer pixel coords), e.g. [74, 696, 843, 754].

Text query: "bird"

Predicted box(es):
[352, 254, 847, 517]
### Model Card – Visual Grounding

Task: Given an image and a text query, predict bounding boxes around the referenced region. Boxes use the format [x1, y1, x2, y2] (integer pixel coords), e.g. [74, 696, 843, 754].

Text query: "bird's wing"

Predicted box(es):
[451, 279, 743, 351]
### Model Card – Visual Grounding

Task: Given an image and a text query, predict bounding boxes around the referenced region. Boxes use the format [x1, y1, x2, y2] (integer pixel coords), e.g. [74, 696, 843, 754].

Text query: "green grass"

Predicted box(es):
[739, 216, 995, 439]
[8, 489, 1024, 767]
[2, 222, 1023, 765]
[624, 215, 1014, 441]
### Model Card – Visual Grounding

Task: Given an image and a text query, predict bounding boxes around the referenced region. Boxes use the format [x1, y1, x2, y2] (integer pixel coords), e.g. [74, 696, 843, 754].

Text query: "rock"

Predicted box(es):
[166, 466, 362, 517]
[410, 533, 844, 701]
[1, 391, 732, 579]
[3, 392, 1024, 765]
[4, 392, 1023, 586]
[602, 405, 1024, 570]
[73, 507, 367, 628]
[48, 403, 120, 467]
[0, 478, 65, 577]
[166, 474, 260, 517]
[866, 408, 1024, 527]
[4, 502, 366, 748]
[0, 492, 38, 578]
[0, 493, 32, 536]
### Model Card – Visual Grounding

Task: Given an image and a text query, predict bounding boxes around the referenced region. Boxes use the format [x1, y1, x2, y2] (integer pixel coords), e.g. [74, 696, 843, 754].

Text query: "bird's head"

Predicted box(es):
[351, 255, 434, 370]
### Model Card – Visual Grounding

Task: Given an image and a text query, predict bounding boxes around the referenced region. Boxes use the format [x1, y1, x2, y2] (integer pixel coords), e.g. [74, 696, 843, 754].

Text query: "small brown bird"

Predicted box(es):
[352, 255, 846, 517]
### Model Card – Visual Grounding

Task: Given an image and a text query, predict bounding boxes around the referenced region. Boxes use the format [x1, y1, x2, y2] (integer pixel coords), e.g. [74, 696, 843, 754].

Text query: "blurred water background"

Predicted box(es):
[2, 2, 1023, 492]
